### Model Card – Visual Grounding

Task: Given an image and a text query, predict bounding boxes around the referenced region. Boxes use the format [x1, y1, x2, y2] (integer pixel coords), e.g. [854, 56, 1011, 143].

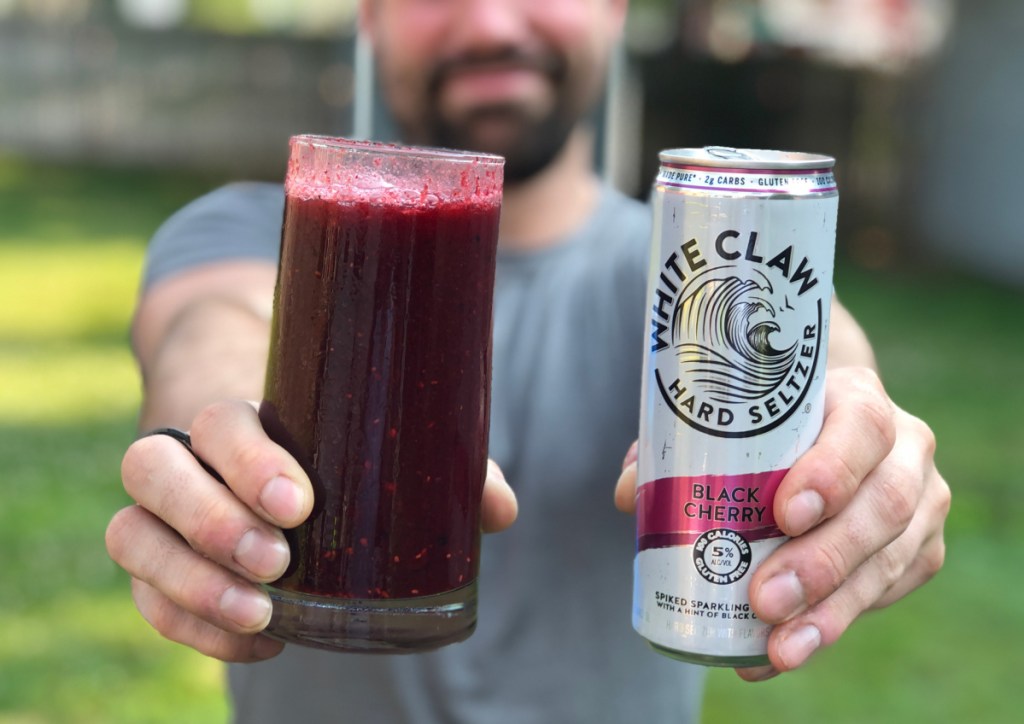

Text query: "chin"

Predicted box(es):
[464, 125, 532, 157]
[413, 104, 572, 180]
[429, 103, 534, 147]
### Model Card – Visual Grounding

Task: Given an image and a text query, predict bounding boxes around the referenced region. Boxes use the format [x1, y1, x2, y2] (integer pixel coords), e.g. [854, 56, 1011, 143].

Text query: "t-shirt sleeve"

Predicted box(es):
[602, 189, 652, 348]
[142, 181, 286, 290]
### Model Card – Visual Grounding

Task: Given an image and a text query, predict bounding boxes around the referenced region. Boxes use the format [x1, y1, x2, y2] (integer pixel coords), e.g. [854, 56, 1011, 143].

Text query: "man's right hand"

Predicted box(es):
[106, 399, 518, 663]
[107, 400, 313, 662]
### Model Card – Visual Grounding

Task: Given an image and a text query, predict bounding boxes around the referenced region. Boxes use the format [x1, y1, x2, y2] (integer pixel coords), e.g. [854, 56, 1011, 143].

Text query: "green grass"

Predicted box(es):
[0, 157, 231, 723]
[1, 156, 1021, 722]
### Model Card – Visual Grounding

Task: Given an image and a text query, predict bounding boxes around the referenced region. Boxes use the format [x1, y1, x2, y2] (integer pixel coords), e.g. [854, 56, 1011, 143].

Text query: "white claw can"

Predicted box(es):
[633, 147, 838, 667]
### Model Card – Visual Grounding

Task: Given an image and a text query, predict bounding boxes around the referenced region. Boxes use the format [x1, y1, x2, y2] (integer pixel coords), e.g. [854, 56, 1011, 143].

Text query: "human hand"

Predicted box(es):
[106, 400, 518, 662]
[614, 366, 950, 680]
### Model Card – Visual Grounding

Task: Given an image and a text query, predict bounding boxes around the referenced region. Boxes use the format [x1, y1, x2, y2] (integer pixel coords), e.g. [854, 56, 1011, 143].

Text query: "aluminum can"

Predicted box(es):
[633, 147, 838, 667]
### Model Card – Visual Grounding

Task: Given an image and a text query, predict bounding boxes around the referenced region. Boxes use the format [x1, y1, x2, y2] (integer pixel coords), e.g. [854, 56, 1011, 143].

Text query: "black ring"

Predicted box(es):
[142, 427, 226, 484]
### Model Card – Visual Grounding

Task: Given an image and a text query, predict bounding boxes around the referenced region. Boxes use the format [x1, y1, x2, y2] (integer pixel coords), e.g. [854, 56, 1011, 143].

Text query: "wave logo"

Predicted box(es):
[654, 263, 823, 438]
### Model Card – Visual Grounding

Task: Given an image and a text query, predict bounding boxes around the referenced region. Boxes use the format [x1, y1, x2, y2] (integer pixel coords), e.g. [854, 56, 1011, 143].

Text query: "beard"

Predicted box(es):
[425, 103, 577, 183]
[393, 47, 583, 183]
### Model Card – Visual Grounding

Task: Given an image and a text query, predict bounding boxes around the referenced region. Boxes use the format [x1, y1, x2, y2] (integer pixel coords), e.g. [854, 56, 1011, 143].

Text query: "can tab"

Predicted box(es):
[705, 146, 753, 160]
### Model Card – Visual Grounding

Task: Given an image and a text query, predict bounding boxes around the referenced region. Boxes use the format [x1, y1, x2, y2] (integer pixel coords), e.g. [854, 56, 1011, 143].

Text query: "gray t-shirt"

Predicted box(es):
[144, 182, 704, 723]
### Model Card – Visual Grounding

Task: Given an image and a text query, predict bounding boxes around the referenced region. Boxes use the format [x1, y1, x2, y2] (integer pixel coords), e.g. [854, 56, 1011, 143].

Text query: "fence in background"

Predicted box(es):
[0, 19, 354, 177]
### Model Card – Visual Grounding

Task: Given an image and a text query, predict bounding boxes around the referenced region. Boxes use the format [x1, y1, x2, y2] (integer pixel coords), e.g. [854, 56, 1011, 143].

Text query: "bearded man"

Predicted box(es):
[107, 2, 949, 722]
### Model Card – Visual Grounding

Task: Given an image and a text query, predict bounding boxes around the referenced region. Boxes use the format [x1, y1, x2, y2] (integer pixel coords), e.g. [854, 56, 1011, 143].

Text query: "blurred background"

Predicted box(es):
[1, 0, 1021, 722]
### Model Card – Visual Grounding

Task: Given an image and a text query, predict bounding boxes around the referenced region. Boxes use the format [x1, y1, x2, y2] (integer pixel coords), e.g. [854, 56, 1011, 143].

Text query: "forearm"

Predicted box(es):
[131, 262, 278, 431]
[828, 295, 878, 371]
[138, 298, 271, 431]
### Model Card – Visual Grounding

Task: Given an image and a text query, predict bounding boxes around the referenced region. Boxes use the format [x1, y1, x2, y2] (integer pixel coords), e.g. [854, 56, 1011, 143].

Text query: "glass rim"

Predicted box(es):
[291, 134, 505, 167]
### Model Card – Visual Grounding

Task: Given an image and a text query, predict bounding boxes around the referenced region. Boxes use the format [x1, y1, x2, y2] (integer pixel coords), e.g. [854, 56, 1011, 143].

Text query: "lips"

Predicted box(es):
[429, 51, 565, 112]
[442, 65, 550, 107]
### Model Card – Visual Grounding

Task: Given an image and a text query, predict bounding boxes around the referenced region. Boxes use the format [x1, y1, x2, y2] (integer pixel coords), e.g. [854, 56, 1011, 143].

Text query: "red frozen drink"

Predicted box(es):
[260, 136, 503, 652]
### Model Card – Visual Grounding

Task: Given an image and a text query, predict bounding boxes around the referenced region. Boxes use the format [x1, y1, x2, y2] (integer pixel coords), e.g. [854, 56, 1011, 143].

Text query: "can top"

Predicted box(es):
[659, 146, 834, 170]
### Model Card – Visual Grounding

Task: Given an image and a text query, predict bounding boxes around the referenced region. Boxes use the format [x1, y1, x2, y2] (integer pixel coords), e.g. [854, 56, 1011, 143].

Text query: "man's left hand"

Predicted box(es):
[615, 366, 951, 680]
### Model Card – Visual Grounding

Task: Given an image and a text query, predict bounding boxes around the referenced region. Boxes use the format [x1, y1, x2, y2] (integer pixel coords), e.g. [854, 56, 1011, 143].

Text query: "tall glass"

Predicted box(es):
[259, 135, 503, 652]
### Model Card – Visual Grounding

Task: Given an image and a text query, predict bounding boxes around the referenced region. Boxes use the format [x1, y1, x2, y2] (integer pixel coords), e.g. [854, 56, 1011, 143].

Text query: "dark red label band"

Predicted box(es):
[636, 470, 788, 552]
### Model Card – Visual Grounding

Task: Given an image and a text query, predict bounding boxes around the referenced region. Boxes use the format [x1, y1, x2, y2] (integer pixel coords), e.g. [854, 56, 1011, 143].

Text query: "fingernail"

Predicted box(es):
[259, 476, 304, 523]
[738, 665, 779, 682]
[251, 634, 285, 660]
[220, 585, 272, 630]
[622, 441, 639, 470]
[757, 570, 806, 622]
[778, 624, 821, 669]
[486, 459, 507, 486]
[785, 490, 825, 535]
[234, 528, 290, 580]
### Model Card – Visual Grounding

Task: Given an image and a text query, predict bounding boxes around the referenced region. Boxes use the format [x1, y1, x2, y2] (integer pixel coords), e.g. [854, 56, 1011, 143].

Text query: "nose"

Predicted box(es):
[450, 0, 530, 53]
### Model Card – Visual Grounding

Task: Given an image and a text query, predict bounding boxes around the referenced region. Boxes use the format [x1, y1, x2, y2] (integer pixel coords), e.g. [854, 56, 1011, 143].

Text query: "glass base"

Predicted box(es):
[648, 641, 770, 668]
[263, 581, 477, 654]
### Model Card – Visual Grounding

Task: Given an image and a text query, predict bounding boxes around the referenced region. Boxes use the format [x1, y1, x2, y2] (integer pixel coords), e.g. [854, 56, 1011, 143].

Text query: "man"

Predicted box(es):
[106, 1, 950, 721]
